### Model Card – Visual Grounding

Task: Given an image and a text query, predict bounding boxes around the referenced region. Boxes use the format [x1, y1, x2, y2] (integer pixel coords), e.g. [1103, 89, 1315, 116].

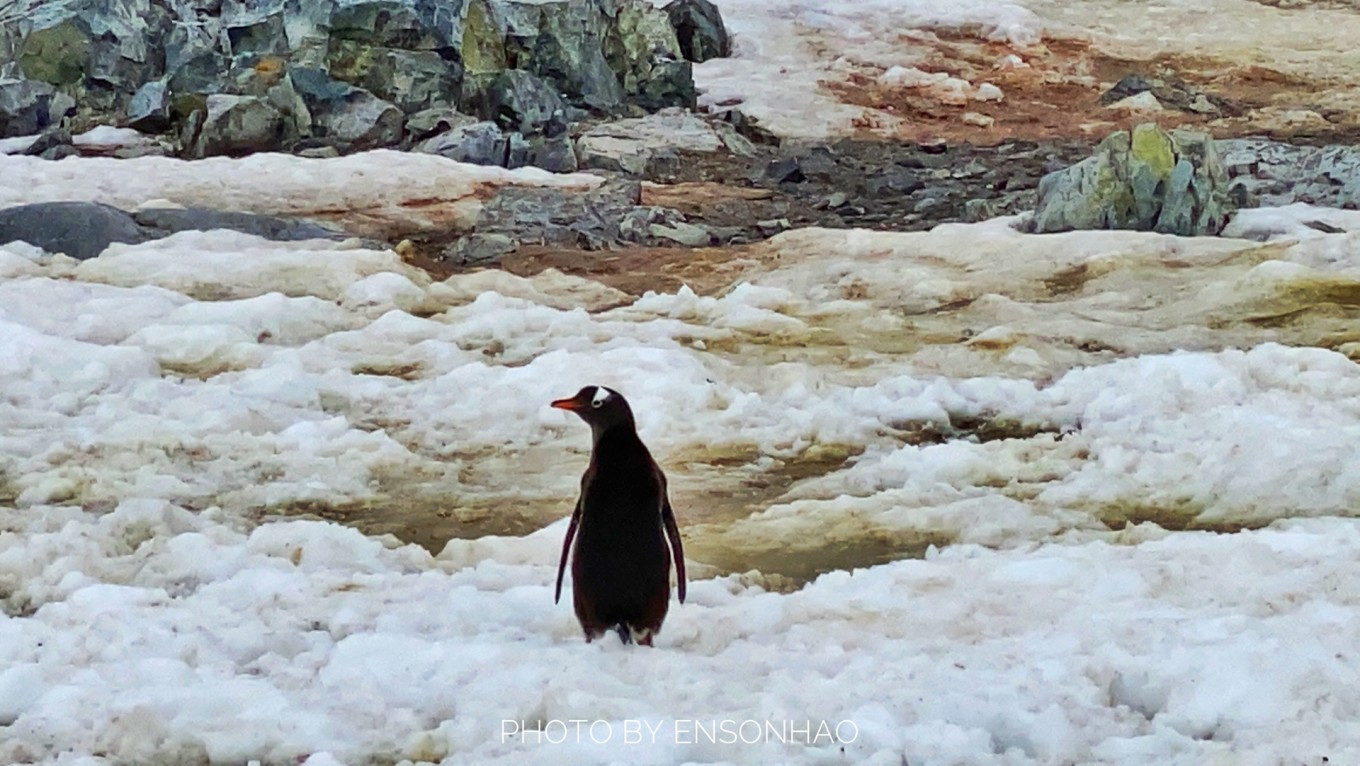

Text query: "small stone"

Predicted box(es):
[913, 196, 942, 214]
[1107, 91, 1164, 113]
[416, 121, 507, 166]
[793, 146, 839, 177]
[127, 80, 172, 133]
[919, 139, 948, 155]
[715, 123, 757, 157]
[504, 131, 530, 169]
[827, 191, 848, 208]
[963, 198, 1003, 222]
[962, 112, 995, 128]
[1186, 94, 1218, 115]
[756, 218, 791, 235]
[39, 144, 81, 160]
[447, 233, 518, 265]
[1099, 74, 1155, 106]
[527, 134, 578, 173]
[619, 206, 677, 243]
[405, 108, 479, 141]
[22, 126, 73, 156]
[878, 171, 924, 195]
[298, 146, 341, 159]
[974, 83, 1004, 102]
[761, 156, 804, 184]
[650, 221, 713, 247]
[954, 159, 990, 178]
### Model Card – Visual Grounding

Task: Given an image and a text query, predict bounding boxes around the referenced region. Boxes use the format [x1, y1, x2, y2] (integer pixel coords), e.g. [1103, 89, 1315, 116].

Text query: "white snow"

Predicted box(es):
[0, 133, 39, 155]
[679, 0, 1041, 136]
[3, 159, 1360, 763]
[71, 125, 161, 149]
[1225, 203, 1360, 242]
[682, 0, 1360, 140]
[0, 126, 159, 155]
[3, 501, 1360, 764]
[0, 150, 602, 239]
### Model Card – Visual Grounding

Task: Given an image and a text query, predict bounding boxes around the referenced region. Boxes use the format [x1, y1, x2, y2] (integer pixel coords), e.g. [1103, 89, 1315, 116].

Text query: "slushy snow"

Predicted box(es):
[3, 150, 1360, 764]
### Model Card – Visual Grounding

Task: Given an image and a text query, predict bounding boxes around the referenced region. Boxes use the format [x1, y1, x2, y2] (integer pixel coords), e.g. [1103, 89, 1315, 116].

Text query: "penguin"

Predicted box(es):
[550, 385, 686, 646]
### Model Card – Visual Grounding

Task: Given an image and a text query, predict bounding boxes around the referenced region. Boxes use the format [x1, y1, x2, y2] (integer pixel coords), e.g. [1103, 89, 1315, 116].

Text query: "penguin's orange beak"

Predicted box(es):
[551, 395, 585, 411]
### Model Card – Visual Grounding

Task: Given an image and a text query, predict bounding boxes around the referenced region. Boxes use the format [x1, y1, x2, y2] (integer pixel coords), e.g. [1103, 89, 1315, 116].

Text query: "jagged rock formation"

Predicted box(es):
[0, 0, 722, 162]
[1029, 123, 1235, 237]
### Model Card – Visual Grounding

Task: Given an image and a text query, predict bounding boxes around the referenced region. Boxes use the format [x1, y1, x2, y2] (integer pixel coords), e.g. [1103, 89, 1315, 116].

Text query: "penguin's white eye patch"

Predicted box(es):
[591, 388, 610, 408]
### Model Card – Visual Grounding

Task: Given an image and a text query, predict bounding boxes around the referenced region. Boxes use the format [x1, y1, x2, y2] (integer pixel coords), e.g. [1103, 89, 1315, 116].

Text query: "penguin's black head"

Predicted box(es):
[551, 385, 636, 436]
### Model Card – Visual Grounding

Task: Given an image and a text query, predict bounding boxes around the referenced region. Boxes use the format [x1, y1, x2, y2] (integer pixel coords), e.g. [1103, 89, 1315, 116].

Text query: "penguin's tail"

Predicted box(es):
[614, 623, 634, 645]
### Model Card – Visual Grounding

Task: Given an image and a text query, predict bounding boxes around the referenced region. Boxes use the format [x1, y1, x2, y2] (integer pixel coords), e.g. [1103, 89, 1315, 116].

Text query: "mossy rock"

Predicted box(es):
[1031, 122, 1234, 236]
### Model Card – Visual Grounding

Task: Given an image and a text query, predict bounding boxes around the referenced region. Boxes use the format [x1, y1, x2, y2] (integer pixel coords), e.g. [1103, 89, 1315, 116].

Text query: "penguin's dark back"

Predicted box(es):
[571, 426, 671, 630]
[580, 428, 666, 522]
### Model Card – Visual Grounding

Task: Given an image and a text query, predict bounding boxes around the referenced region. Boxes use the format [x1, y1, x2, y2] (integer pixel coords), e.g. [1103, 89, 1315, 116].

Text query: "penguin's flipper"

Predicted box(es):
[555, 497, 582, 604]
[662, 495, 686, 603]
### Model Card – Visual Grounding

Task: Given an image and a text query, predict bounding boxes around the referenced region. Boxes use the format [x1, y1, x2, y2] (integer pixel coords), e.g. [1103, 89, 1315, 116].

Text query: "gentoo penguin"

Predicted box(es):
[550, 385, 686, 646]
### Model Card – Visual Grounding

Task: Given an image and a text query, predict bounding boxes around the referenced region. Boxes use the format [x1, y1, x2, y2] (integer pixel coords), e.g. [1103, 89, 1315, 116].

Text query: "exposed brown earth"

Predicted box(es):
[828, 32, 1360, 145]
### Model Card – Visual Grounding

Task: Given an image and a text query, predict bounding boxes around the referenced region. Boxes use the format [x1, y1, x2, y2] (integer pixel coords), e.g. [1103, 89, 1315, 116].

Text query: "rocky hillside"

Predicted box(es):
[0, 0, 728, 161]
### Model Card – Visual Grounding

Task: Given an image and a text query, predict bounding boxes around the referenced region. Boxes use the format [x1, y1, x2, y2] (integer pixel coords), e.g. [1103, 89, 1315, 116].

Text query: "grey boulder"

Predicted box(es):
[665, 0, 730, 63]
[127, 79, 172, 132]
[0, 78, 76, 138]
[1029, 123, 1234, 237]
[416, 120, 507, 166]
[477, 69, 567, 136]
[291, 67, 404, 152]
[187, 94, 289, 158]
[526, 133, 578, 173]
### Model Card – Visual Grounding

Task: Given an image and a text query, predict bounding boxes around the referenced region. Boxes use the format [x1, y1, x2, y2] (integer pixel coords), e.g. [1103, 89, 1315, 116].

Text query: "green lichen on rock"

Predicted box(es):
[1130, 122, 1176, 176]
[461, 0, 507, 76]
[1031, 122, 1234, 237]
[18, 21, 89, 87]
[607, 0, 682, 90]
[525, 0, 624, 111]
[0, 0, 715, 156]
[328, 40, 460, 113]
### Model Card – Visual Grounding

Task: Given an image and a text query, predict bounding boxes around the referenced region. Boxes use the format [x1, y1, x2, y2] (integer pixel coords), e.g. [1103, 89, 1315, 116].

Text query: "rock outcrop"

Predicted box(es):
[0, 0, 727, 164]
[1029, 123, 1235, 237]
[1216, 139, 1360, 210]
[664, 0, 730, 63]
[575, 107, 755, 174]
